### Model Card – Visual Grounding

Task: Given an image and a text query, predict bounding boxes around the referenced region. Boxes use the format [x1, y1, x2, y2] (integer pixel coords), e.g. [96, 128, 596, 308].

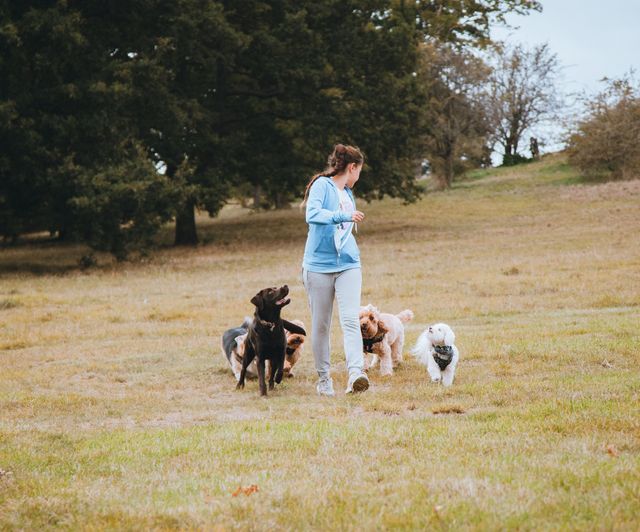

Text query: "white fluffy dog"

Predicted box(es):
[412, 323, 459, 386]
[360, 304, 414, 376]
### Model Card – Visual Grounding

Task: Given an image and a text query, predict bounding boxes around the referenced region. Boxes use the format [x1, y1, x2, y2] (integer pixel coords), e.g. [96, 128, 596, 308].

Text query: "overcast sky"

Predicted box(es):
[492, 0, 640, 94]
[489, 0, 640, 155]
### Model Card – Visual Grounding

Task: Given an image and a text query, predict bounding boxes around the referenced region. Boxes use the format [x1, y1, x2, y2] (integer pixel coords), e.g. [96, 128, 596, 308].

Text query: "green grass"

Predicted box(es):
[1, 153, 639, 530]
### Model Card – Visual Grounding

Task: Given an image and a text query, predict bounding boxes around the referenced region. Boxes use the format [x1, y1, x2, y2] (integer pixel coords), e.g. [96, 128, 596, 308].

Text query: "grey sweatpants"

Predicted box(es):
[302, 268, 364, 379]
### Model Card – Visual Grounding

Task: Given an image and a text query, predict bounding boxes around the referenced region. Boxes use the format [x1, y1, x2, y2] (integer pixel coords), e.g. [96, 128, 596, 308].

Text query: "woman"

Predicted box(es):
[301, 144, 369, 396]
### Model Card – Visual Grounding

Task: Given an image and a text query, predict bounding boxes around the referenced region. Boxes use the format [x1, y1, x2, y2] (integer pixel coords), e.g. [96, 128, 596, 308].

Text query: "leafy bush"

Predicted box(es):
[501, 153, 531, 167]
[567, 76, 640, 180]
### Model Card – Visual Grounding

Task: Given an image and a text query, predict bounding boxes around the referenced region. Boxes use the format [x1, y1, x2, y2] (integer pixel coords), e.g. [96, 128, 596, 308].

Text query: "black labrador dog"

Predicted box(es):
[237, 285, 306, 396]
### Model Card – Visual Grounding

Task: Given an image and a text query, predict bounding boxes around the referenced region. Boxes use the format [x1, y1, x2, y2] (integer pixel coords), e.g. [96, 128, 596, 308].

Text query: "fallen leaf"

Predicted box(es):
[606, 444, 619, 457]
[243, 484, 259, 495]
[232, 484, 259, 496]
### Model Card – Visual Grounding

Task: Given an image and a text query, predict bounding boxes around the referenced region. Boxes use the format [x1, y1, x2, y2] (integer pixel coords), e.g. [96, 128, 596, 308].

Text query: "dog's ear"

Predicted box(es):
[377, 319, 389, 335]
[444, 326, 456, 346]
[250, 292, 264, 310]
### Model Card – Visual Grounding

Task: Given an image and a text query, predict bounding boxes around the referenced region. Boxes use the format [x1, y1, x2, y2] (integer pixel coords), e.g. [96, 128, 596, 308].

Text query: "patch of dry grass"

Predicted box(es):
[1, 154, 639, 529]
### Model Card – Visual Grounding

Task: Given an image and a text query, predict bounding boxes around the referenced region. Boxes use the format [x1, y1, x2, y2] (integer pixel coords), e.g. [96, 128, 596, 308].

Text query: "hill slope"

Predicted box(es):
[1, 154, 639, 529]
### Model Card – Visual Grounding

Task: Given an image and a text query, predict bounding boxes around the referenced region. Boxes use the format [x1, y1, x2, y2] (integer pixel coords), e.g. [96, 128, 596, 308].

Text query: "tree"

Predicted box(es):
[567, 75, 640, 180]
[0, 2, 90, 241]
[91, 0, 244, 245]
[414, 1, 542, 43]
[418, 43, 492, 188]
[487, 43, 560, 165]
[0, 2, 183, 256]
[1, 0, 544, 256]
[228, 0, 543, 204]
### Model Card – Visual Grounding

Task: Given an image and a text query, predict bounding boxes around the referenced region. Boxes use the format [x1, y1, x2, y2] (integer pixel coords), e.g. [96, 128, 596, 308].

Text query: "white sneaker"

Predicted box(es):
[345, 372, 369, 394]
[316, 376, 335, 396]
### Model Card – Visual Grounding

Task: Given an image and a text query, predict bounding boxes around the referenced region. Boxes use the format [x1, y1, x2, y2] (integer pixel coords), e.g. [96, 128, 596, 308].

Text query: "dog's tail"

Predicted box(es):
[411, 330, 431, 366]
[396, 309, 414, 323]
[241, 316, 252, 328]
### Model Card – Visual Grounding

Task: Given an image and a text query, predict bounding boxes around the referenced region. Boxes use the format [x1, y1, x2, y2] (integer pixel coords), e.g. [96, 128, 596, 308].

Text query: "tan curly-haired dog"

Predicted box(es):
[283, 319, 306, 377]
[359, 304, 413, 376]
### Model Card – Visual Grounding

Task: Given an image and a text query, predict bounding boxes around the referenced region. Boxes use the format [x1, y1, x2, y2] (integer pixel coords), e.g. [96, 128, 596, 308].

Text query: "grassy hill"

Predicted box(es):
[1, 154, 639, 529]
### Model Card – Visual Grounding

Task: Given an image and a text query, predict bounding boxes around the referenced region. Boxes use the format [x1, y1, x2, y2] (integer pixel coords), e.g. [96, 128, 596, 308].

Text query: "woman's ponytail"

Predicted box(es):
[301, 144, 364, 207]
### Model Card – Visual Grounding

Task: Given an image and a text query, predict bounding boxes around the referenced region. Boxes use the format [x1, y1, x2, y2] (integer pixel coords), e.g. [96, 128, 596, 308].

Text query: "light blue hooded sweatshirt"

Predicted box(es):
[302, 176, 361, 273]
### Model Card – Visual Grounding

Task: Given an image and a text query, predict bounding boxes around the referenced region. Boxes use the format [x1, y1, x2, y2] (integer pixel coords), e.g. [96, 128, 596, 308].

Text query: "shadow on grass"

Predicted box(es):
[0, 238, 86, 276]
[0, 261, 80, 276]
[153, 206, 307, 249]
[0, 203, 438, 277]
[0, 239, 114, 277]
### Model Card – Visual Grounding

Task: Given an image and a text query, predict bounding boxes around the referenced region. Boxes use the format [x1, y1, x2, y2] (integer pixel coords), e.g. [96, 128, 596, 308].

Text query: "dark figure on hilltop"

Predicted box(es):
[530, 137, 540, 160]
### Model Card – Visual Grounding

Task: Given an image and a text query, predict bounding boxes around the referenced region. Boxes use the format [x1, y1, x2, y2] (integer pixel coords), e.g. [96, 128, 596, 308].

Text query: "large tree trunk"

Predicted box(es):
[504, 142, 513, 156]
[503, 139, 515, 165]
[444, 148, 454, 188]
[166, 159, 198, 246]
[434, 172, 448, 190]
[253, 184, 262, 209]
[437, 139, 455, 189]
[174, 198, 198, 246]
[274, 191, 289, 209]
[505, 125, 518, 159]
[444, 141, 456, 188]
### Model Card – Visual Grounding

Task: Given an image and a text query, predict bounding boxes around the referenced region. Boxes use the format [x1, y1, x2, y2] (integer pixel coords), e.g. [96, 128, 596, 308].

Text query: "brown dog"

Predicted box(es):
[236, 285, 306, 396]
[284, 319, 306, 377]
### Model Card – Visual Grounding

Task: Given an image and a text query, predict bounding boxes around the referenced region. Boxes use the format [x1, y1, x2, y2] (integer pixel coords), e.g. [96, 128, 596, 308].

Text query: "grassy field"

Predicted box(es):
[1, 154, 639, 530]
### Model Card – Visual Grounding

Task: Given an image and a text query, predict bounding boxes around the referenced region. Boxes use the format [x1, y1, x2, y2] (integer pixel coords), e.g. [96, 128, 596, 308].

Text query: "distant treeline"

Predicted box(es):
[0, 1, 543, 258]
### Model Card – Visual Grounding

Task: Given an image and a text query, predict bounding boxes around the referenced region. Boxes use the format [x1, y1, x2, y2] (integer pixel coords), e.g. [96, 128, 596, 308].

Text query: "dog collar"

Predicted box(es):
[363, 332, 385, 353]
[257, 318, 276, 331]
[433, 345, 454, 370]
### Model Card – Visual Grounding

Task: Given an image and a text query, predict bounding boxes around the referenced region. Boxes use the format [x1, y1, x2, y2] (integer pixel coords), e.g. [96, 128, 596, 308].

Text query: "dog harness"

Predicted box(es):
[433, 345, 454, 370]
[363, 332, 386, 353]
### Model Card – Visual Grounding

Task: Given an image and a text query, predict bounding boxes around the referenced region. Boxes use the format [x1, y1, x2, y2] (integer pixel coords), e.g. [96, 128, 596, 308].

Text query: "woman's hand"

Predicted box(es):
[351, 210, 365, 223]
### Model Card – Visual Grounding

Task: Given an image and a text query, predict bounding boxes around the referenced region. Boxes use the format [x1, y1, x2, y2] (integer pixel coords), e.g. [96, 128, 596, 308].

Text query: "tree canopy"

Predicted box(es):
[0, 0, 541, 257]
